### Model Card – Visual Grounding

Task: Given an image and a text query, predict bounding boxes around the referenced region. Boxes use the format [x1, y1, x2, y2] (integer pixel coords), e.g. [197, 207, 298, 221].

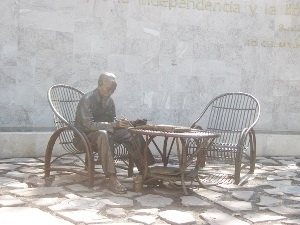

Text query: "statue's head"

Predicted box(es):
[98, 72, 117, 99]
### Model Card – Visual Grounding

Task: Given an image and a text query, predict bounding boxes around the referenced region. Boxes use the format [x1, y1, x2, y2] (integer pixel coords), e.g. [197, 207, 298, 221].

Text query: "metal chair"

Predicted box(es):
[44, 84, 134, 187]
[189, 92, 261, 184]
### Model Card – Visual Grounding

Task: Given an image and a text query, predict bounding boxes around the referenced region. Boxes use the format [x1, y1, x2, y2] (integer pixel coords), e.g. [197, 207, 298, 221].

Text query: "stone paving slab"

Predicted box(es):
[257, 195, 283, 207]
[57, 209, 113, 224]
[200, 208, 250, 225]
[0, 195, 25, 206]
[49, 198, 106, 211]
[106, 207, 127, 218]
[4, 171, 31, 179]
[0, 164, 22, 171]
[231, 191, 254, 201]
[10, 186, 63, 196]
[217, 200, 253, 212]
[1, 156, 300, 225]
[159, 210, 196, 225]
[268, 205, 300, 216]
[0, 177, 28, 189]
[135, 194, 173, 207]
[180, 196, 211, 207]
[243, 212, 286, 223]
[129, 215, 157, 225]
[0, 207, 74, 225]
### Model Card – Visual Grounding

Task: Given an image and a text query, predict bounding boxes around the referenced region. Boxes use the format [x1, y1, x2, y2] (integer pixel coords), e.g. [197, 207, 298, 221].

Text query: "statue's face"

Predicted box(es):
[98, 80, 116, 99]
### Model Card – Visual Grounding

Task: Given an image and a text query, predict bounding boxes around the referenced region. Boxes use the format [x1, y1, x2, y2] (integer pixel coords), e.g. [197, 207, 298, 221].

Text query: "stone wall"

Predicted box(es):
[0, 0, 300, 156]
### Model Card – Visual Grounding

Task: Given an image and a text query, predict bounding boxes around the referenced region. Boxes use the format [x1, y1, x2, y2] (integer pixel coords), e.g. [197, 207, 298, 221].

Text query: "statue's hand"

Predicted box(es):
[115, 119, 132, 128]
[132, 118, 147, 127]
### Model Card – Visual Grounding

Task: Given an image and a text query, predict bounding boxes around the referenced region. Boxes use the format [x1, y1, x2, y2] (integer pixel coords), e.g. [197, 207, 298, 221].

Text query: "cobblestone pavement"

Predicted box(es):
[1, 156, 300, 225]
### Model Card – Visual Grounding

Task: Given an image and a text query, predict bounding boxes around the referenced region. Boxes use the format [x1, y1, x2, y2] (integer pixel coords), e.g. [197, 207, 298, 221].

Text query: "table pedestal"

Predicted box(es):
[129, 127, 219, 195]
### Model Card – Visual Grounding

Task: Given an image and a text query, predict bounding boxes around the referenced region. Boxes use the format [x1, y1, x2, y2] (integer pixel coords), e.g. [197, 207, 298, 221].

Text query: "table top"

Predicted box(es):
[128, 125, 220, 139]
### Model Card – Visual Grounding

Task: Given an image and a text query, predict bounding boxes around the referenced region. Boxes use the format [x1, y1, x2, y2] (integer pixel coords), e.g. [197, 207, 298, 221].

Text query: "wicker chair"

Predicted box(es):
[44, 84, 134, 187]
[189, 92, 260, 184]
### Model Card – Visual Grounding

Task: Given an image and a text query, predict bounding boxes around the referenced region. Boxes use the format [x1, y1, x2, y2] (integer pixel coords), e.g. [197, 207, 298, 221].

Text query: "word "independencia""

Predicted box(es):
[138, 0, 240, 12]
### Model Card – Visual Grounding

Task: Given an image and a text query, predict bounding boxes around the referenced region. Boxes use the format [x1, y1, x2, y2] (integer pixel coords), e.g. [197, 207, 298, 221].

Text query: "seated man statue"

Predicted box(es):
[73, 72, 155, 194]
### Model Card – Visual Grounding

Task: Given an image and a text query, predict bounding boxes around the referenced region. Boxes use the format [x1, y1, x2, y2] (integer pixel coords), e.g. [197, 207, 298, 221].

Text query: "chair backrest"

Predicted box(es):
[191, 92, 260, 147]
[48, 84, 85, 153]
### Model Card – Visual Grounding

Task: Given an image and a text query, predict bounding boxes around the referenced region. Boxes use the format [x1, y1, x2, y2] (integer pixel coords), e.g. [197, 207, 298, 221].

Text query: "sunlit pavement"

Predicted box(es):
[1, 156, 300, 225]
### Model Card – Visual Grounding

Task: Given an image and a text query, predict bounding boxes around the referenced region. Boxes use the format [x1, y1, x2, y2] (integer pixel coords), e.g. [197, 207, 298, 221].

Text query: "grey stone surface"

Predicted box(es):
[100, 196, 134, 208]
[57, 210, 112, 224]
[0, 195, 25, 206]
[130, 208, 160, 215]
[267, 175, 287, 181]
[0, 207, 74, 225]
[263, 180, 292, 188]
[180, 196, 210, 207]
[0, 158, 39, 163]
[276, 171, 297, 177]
[19, 167, 44, 174]
[278, 160, 296, 165]
[283, 219, 300, 224]
[257, 158, 280, 165]
[194, 188, 224, 201]
[0, 164, 21, 171]
[257, 195, 283, 207]
[231, 191, 254, 201]
[217, 200, 253, 212]
[279, 186, 300, 196]
[4, 171, 31, 179]
[106, 208, 127, 218]
[1, 156, 300, 224]
[284, 196, 300, 202]
[129, 215, 157, 225]
[268, 205, 300, 216]
[201, 208, 250, 225]
[49, 198, 106, 211]
[10, 187, 63, 196]
[24, 175, 46, 187]
[243, 212, 286, 223]
[136, 194, 173, 207]
[30, 197, 60, 206]
[0, 177, 28, 189]
[66, 184, 92, 192]
[159, 210, 196, 225]
[263, 188, 285, 196]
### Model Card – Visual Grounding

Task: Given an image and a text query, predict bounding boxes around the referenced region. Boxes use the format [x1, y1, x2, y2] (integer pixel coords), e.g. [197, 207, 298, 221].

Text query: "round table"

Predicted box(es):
[129, 126, 220, 195]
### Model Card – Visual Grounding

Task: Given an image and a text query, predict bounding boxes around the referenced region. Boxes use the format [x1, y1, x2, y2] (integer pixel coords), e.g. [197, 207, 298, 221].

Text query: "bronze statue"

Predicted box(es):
[73, 72, 155, 194]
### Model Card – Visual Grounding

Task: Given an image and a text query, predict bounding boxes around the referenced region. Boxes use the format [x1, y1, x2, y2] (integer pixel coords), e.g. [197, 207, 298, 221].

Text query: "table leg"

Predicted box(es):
[179, 137, 189, 195]
[194, 137, 217, 188]
[143, 135, 155, 180]
[181, 173, 189, 195]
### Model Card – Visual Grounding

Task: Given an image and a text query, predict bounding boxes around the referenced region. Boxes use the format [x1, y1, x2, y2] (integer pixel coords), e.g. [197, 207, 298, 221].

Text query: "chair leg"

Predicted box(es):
[234, 149, 242, 184]
[249, 129, 256, 173]
[128, 155, 134, 177]
[45, 128, 95, 187]
[45, 137, 55, 178]
[44, 129, 64, 178]
[85, 151, 95, 188]
[199, 148, 206, 168]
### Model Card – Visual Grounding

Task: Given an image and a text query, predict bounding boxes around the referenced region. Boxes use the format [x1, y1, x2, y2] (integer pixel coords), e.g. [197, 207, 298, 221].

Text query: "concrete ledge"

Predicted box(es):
[0, 132, 63, 158]
[256, 133, 300, 156]
[0, 132, 299, 158]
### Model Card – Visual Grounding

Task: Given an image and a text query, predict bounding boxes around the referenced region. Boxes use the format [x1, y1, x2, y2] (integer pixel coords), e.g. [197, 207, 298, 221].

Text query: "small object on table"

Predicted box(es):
[134, 175, 143, 192]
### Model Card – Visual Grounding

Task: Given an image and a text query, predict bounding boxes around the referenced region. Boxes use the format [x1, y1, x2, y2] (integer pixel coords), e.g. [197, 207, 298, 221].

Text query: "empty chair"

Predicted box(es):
[190, 92, 260, 184]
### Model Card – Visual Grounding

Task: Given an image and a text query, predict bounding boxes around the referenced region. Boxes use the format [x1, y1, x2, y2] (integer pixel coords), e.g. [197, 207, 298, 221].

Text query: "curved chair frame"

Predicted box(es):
[190, 92, 261, 184]
[45, 84, 133, 187]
